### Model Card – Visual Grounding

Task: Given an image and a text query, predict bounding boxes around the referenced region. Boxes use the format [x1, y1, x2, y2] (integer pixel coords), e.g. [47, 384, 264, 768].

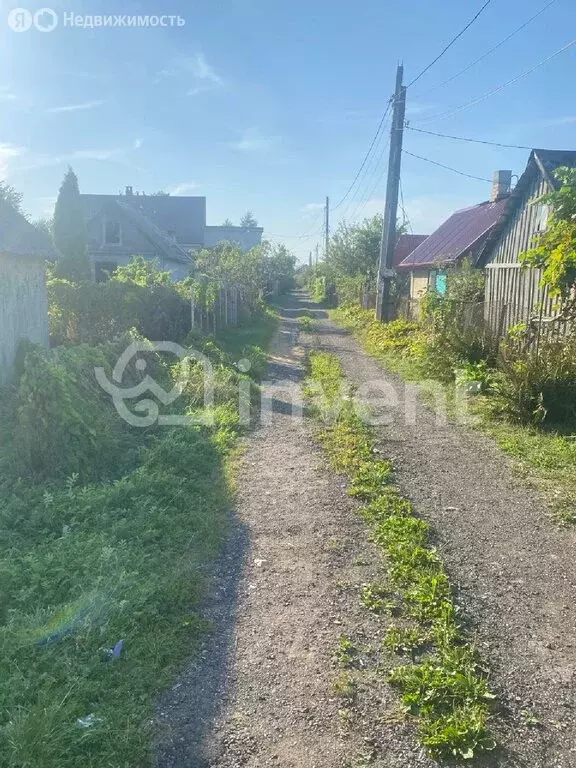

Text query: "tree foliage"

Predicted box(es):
[53, 167, 92, 282]
[0, 181, 24, 214]
[521, 167, 576, 305]
[329, 214, 383, 278]
[240, 211, 258, 228]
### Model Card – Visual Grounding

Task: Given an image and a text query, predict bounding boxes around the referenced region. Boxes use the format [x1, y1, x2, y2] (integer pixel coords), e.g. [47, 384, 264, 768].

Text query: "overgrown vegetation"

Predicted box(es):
[304, 215, 407, 306]
[0, 287, 276, 766]
[306, 351, 496, 761]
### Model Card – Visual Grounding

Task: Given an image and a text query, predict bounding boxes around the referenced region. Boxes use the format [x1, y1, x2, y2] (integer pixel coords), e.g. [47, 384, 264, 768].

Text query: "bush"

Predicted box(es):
[1, 335, 167, 482]
[493, 333, 576, 425]
[48, 279, 191, 347]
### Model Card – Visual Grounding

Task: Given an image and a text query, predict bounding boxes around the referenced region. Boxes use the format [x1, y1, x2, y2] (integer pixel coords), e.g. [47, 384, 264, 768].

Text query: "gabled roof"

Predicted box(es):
[116, 201, 193, 264]
[81, 193, 206, 251]
[478, 149, 576, 266]
[394, 234, 428, 267]
[0, 198, 55, 260]
[397, 197, 509, 270]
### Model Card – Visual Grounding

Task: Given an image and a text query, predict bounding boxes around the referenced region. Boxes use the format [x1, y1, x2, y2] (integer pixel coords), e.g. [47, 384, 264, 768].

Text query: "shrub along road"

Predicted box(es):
[156, 293, 576, 767]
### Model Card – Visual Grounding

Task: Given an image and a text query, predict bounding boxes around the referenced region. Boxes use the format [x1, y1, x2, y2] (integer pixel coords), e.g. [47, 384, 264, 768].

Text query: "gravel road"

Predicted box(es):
[155, 292, 576, 768]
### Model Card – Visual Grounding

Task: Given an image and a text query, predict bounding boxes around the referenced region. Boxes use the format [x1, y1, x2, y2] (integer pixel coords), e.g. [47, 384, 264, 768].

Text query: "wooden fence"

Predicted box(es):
[190, 285, 243, 334]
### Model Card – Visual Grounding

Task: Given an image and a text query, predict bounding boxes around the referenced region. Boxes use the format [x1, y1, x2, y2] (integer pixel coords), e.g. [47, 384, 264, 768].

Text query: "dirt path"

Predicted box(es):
[155, 292, 576, 768]
[155, 294, 435, 768]
[314, 305, 576, 768]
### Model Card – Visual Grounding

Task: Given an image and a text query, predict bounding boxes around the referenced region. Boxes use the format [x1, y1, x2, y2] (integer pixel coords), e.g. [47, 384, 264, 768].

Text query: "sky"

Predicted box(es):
[1, 0, 575, 263]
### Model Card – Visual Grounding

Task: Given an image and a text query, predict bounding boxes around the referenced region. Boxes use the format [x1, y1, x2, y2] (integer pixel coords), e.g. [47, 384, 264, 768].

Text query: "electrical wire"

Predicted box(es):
[406, 0, 494, 88]
[399, 178, 412, 233]
[414, 0, 559, 97]
[405, 125, 534, 150]
[340, 118, 392, 221]
[418, 37, 576, 123]
[403, 150, 492, 182]
[331, 97, 394, 211]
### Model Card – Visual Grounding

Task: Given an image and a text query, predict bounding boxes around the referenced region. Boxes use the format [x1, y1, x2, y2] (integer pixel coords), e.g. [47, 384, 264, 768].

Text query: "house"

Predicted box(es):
[0, 198, 54, 382]
[397, 172, 511, 303]
[81, 187, 264, 281]
[394, 233, 429, 267]
[480, 150, 576, 334]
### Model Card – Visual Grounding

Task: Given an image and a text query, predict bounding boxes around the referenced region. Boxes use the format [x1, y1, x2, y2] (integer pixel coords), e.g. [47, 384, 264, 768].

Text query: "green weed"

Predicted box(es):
[306, 350, 496, 761]
[334, 635, 360, 668]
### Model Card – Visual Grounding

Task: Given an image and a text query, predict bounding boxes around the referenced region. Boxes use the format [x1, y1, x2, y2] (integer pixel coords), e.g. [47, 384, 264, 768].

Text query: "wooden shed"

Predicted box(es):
[481, 149, 576, 335]
[0, 199, 54, 383]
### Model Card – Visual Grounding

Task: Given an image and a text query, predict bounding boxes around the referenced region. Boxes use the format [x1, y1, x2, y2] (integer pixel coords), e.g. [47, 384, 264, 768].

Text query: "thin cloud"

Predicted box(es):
[230, 128, 281, 154]
[169, 182, 199, 195]
[46, 100, 106, 114]
[301, 202, 325, 216]
[156, 52, 225, 96]
[0, 86, 16, 102]
[0, 143, 25, 175]
[17, 139, 143, 170]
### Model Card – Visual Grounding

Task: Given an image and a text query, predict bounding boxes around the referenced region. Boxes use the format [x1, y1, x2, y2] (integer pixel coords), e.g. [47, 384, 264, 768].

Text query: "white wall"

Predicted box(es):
[204, 226, 263, 251]
[0, 255, 49, 382]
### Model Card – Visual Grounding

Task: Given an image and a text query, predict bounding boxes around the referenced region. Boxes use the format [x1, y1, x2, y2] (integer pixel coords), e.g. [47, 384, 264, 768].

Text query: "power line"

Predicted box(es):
[399, 178, 412, 233]
[406, 0, 494, 88]
[415, 0, 559, 97]
[403, 150, 492, 183]
[343, 131, 391, 222]
[418, 37, 576, 123]
[331, 97, 394, 211]
[405, 125, 534, 150]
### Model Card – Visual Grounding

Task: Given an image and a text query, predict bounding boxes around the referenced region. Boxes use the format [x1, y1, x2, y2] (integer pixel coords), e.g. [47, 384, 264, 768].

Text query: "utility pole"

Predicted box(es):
[324, 196, 330, 260]
[315, 244, 319, 266]
[308, 251, 312, 269]
[375, 64, 406, 322]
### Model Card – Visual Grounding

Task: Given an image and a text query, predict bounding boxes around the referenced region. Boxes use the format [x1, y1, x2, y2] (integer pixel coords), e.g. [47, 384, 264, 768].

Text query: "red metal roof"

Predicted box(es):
[397, 197, 509, 270]
[393, 234, 428, 267]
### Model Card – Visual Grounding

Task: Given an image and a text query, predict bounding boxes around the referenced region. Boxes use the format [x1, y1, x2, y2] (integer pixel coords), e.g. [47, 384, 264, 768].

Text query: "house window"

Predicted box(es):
[436, 273, 447, 295]
[534, 203, 549, 233]
[104, 219, 122, 245]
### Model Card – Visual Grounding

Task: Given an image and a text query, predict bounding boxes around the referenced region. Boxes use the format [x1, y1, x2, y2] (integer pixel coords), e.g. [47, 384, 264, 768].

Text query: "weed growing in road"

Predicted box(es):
[360, 583, 396, 615]
[333, 672, 358, 702]
[334, 635, 360, 668]
[299, 315, 315, 333]
[306, 350, 497, 761]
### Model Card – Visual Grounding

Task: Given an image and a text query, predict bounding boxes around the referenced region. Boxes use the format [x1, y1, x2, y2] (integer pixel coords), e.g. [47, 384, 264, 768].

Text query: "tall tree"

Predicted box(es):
[0, 180, 24, 214]
[240, 211, 258, 228]
[53, 167, 91, 282]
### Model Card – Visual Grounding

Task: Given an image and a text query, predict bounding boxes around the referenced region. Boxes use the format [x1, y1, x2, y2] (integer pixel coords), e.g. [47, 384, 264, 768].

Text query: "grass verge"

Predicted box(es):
[332, 305, 576, 525]
[305, 350, 497, 762]
[0, 309, 277, 768]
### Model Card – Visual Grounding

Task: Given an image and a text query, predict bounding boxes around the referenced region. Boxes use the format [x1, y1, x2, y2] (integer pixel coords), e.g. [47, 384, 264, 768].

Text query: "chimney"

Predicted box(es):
[491, 170, 512, 202]
[125, 185, 133, 196]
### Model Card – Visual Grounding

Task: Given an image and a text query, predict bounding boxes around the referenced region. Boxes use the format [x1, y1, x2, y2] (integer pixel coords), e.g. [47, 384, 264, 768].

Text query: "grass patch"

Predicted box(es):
[0, 313, 277, 767]
[306, 350, 497, 762]
[332, 304, 576, 525]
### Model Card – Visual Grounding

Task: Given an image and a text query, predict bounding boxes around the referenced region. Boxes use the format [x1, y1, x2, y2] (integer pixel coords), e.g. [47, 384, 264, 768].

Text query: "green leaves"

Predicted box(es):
[306, 350, 497, 761]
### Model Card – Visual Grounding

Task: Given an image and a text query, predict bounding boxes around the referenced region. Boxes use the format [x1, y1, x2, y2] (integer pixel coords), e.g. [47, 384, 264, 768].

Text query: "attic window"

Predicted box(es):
[104, 219, 122, 245]
[534, 203, 549, 233]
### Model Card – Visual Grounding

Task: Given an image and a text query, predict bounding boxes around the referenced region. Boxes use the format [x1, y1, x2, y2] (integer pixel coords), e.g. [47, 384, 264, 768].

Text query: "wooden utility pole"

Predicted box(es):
[324, 196, 330, 260]
[375, 64, 406, 321]
[308, 251, 312, 268]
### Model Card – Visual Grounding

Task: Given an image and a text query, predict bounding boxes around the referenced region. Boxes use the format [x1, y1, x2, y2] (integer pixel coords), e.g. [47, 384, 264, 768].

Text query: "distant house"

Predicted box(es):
[480, 150, 576, 334]
[397, 172, 511, 303]
[0, 199, 54, 382]
[81, 187, 264, 281]
[394, 234, 429, 268]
